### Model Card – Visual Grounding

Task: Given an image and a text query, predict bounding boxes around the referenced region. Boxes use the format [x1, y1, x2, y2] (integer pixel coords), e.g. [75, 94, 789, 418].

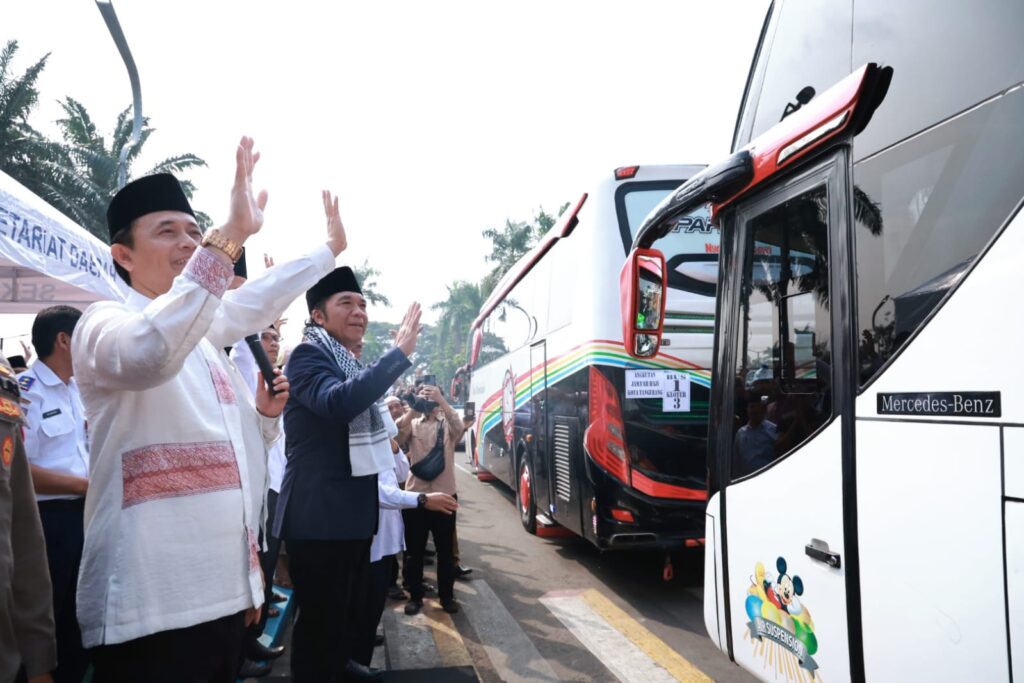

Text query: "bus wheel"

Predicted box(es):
[517, 457, 537, 534]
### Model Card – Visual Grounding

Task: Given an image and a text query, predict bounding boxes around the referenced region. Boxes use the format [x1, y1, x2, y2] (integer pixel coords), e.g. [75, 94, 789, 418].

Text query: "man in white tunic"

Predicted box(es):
[71, 138, 347, 682]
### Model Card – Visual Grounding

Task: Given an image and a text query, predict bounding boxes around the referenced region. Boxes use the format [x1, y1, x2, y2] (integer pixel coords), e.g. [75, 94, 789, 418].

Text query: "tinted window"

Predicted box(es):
[621, 185, 720, 297]
[732, 2, 777, 151]
[854, 87, 1024, 386]
[732, 185, 832, 481]
[747, 0, 852, 142]
[853, 0, 1024, 160]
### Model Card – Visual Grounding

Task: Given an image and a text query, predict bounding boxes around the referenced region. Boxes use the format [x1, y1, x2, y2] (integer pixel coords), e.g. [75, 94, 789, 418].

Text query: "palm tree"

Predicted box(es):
[39, 98, 209, 240]
[0, 40, 58, 192]
[351, 259, 390, 307]
[432, 281, 485, 354]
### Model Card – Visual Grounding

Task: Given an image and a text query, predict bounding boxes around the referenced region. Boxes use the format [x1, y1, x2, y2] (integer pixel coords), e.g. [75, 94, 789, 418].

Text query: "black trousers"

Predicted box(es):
[37, 498, 89, 683]
[90, 611, 246, 683]
[351, 555, 394, 666]
[403, 506, 457, 603]
[288, 538, 372, 682]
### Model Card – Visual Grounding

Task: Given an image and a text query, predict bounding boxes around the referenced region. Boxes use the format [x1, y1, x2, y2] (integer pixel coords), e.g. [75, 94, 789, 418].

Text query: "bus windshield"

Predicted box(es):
[620, 186, 720, 296]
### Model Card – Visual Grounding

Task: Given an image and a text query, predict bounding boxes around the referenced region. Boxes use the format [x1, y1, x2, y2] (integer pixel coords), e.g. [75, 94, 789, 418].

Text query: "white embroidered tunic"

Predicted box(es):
[72, 244, 334, 647]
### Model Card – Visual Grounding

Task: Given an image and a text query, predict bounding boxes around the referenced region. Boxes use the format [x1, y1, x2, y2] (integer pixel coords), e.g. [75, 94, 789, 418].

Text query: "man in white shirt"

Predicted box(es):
[72, 138, 348, 682]
[18, 305, 89, 683]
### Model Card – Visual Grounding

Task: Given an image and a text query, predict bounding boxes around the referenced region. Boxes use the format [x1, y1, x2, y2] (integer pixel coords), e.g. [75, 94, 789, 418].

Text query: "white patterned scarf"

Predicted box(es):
[303, 323, 394, 476]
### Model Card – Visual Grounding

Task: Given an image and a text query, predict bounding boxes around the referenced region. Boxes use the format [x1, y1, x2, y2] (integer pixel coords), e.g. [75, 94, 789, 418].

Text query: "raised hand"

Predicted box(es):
[393, 303, 422, 358]
[418, 383, 446, 407]
[20, 339, 33, 364]
[323, 190, 348, 256]
[222, 136, 269, 244]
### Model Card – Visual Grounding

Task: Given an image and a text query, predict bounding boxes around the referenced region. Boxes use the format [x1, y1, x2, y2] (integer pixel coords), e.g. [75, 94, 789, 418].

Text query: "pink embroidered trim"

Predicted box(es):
[183, 247, 233, 297]
[122, 441, 240, 508]
[247, 528, 260, 573]
[207, 360, 236, 404]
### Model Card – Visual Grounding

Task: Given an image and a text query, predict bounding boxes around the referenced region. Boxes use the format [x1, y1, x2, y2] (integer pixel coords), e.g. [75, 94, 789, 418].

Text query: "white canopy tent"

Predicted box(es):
[0, 170, 126, 315]
[0, 169, 126, 354]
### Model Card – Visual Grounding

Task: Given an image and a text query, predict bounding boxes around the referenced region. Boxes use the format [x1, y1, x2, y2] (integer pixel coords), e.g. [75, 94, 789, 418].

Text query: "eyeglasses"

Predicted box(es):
[260, 333, 281, 343]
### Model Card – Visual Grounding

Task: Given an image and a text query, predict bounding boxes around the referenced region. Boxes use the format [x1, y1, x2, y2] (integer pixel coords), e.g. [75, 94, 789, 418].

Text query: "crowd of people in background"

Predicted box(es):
[0, 137, 477, 683]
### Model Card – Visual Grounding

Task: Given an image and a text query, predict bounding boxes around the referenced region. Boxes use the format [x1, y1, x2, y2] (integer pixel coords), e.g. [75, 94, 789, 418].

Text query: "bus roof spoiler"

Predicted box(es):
[632, 63, 892, 250]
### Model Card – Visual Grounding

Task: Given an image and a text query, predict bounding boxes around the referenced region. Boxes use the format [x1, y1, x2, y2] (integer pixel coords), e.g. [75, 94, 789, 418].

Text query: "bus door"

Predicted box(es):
[528, 341, 553, 522]
[714, 151, 857, 681]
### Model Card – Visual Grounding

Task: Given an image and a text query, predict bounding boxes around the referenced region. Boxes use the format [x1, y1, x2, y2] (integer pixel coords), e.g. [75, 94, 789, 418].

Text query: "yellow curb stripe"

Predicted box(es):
[581, 589, 713, 683]
[425, 607, 474, 668]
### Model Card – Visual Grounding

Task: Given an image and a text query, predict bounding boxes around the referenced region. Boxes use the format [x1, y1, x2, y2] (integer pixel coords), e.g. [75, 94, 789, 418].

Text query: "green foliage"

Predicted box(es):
[0, 39, 209, 242]
[480, 202, 569, 297]
[397, 203, 567, 395]
[42, 99, 209, 241]
[351, 259, 390, 307]
[0, 40, 59, 196]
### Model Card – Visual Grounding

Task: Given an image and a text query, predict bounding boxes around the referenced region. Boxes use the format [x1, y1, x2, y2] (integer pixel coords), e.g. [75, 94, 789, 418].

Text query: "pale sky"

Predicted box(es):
[3, 0, 768, 350]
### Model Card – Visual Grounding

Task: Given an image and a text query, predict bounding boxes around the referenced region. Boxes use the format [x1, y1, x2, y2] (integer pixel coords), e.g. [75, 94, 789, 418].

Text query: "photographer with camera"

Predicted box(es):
[397, 379, 465, 615]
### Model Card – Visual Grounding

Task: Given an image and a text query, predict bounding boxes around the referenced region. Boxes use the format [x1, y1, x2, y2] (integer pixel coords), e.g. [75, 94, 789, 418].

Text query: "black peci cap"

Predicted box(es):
[106, 173, 196, 240]
[305, 266, 362, 312]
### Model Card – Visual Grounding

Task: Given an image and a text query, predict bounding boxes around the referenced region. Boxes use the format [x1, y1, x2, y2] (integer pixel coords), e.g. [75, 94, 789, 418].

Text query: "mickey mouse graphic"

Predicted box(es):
[764, 556, 804, 616]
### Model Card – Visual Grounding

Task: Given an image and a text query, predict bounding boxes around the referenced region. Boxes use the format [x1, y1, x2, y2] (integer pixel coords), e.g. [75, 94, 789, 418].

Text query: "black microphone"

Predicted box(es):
[245, 334, 279, 395]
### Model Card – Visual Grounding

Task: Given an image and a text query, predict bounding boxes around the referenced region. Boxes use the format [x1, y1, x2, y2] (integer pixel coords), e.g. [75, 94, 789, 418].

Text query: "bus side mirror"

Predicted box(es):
[620, 248, 667, 358]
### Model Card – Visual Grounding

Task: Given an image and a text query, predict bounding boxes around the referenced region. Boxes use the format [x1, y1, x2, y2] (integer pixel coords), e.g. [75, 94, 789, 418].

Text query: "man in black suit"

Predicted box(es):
[273, 265, 421, 682]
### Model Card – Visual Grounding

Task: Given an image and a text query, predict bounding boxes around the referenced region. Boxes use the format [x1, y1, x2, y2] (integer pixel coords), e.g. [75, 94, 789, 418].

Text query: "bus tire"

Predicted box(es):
[517, 455, 537, 534]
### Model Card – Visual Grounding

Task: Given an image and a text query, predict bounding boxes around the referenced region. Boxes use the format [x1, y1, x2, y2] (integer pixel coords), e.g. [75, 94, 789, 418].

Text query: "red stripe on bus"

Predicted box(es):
[630, 469, 708, 501]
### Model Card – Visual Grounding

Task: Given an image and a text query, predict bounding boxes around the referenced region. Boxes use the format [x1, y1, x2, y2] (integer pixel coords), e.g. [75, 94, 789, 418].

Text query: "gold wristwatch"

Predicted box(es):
[200, 228, 243, 263]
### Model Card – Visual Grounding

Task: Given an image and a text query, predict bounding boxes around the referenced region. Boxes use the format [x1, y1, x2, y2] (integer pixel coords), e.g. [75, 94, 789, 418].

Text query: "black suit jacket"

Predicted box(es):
[273, 342, 410, 541]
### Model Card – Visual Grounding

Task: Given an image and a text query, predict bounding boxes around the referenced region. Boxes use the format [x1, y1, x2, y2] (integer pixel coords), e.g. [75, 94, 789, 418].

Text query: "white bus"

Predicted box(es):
[624, 0, 1024, 680]
[464, 164, 718, 557]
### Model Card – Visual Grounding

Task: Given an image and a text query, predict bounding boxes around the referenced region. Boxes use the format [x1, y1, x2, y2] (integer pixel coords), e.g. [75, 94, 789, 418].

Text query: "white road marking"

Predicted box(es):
[541, 593, 679, 683]
[456, 580, 561, 682]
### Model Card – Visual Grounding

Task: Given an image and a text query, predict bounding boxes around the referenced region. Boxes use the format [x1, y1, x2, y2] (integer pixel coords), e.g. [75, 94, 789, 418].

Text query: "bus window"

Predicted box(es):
[620, 186, 720, 296]
[747, 0, 852, 142]
[853, 0, 1024, 160]
[732, 185, 832, 480]
[854, 87, 1024, 387]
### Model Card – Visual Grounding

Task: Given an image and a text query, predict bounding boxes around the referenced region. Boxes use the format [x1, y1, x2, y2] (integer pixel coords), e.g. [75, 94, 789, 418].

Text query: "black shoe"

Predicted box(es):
[246, 641, 285, 661]
[421, 581, 436, 594]
[374, 633, 385, 647]
[424, 548, 436, 557]
[455, 564, 474, 578]
[344, 660, 384, 681]
[424, 555, 435, 566]
[441, 599, 460, 614]
[270, 591, 287, 603]
[404, 599, 423, 615]
[388, 586, 408, 601]
[239, 659, 273, 678]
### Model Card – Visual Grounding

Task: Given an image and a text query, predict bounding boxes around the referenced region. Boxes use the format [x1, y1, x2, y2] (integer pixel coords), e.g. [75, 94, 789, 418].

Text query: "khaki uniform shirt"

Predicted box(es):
[0, 356, 57, 681]
[401, 403, 465, 496]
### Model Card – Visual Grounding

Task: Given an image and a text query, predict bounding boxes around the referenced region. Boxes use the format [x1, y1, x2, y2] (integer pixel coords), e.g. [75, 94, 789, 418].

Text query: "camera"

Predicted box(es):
[463, 402, 475, 419]
[421, 373, 437, 387]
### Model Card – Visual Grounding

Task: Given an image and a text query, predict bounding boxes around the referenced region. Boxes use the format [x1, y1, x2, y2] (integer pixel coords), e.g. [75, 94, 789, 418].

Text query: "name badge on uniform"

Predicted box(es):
[43, 408, 62, 419]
